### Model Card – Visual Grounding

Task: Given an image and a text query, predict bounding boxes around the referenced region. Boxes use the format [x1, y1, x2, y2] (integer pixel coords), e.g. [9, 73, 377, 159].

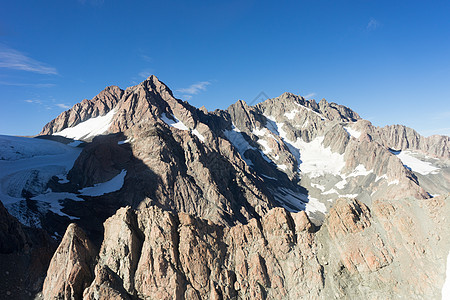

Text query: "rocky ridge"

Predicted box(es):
[38, 76, 449, 227]
[42, 195, 450, 299]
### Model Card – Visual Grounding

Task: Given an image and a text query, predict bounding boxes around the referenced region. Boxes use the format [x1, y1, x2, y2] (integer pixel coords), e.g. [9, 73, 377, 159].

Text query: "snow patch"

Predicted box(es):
[335, 178, 347, 189]
[54, 109, 116, 140]
[224, 125, 255, 166]
[294, 103, 324, 120]
[277, 164, 288, 171]
[323, 189, 339, 195]
[162, 113, 205, 142]
[118, 138, 133, 145]
[192, 129, 205, 142]
[311, 183, 326, 192]
[344, 126, 361, 139]
[292, 136, 346, 178]
[56, 174, 70, 184]
[347, 164, 373, 177]
[305, 197, 327, 214]
[376, 174, 387, 182]
[161, 113, 189, 131]
[80, 170, 127, 196]
[285, 110, 299, 120]
[390, 150, 440, 175]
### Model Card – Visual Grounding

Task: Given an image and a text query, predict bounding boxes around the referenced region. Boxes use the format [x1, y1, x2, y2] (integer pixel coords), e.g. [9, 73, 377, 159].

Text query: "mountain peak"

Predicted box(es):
[144, 74, 160, 83]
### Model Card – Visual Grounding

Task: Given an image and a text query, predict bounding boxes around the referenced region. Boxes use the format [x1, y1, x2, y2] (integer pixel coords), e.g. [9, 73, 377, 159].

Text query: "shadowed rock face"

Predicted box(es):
[42, 195, 450, 299]
[0, 202, 56, 299]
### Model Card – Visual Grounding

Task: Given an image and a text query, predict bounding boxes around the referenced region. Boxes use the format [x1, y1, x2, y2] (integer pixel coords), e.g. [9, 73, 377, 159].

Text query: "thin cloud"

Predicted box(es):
[0, 44, 58, 75]
[183, 95, 193, 100]
[432, 110, 450, 121]
[303, 92, 316, 99]
[367, 18, 380, 31]
[177, 81, 211, 95]
[0, 81, 55, 88]
[140, 54, 152, 63]
[138, 70, 152, 79]
[56, 103, 71, 109]
[419, 127, 450, 137]
[24, 99, 43, 105]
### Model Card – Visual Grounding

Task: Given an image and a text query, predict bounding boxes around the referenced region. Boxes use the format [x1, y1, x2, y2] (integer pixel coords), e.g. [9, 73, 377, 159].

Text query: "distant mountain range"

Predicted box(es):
[0, 75, 449, 299]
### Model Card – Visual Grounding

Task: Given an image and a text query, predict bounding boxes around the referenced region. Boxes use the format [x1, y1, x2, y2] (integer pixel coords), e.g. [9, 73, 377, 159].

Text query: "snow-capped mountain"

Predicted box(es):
[0, 75, 449, 299]
[36, 75, 450, 225]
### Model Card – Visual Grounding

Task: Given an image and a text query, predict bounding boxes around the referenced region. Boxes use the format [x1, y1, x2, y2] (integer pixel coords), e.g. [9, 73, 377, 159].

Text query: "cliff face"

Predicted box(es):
[42, 195, 450, 299]
[0, 202, 56, 299]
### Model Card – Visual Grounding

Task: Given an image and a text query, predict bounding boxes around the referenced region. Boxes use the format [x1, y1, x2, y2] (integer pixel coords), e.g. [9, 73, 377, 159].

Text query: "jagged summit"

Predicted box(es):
[33, 75, 449, 226]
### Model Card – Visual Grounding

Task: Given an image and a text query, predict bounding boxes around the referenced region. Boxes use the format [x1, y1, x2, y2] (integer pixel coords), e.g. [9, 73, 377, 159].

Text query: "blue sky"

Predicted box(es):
[1, 0, 449, 136]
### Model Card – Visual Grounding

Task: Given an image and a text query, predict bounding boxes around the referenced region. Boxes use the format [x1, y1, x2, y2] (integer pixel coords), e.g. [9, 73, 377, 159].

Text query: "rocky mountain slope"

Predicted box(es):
[41, 195, 450, 299]
[0, 75, 449, 299]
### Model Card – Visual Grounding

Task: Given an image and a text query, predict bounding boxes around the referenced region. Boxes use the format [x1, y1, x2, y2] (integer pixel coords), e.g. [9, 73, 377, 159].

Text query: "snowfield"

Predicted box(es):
[0, 135, 82, 224]
[0, 135, 69, 161]
[224, 125, 255, 166]
[80, 170, 127, 196]
[54, 109, 116, 140]
[0, 135, 127, 227]
[390, 149, 440, 175]
[343, 126, 361, 139]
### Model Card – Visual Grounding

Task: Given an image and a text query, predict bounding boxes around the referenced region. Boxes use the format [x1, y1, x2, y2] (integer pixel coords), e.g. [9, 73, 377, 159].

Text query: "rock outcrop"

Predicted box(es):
[42, 223, 96, 300]
[42, 195, 450, 299]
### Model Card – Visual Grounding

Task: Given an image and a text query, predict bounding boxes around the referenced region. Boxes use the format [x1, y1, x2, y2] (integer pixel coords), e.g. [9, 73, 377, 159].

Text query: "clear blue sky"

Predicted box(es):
[1, 0, 449, 136]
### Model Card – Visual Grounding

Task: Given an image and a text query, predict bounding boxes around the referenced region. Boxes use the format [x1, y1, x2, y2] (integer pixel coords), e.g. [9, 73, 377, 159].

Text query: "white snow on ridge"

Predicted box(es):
[224, 125, 255, 166]
[294, 103, 325, 120]
[161, 113, 189, 131]
[192, 129, 205, 142]
[311, 183, 326, 192]
[162, 113, 206, 142]
[55, 109, 116, 140]
[390, 150, 440, 175]
[344, 126, 361, 139]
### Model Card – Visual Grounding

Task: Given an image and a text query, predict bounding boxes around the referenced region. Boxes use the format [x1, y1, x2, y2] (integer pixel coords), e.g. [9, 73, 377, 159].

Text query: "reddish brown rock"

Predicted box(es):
[42, 223, 96, 300]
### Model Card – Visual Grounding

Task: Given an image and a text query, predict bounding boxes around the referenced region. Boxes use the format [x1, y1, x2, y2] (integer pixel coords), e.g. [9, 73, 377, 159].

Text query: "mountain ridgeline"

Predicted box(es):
[0, 75, 449, 299]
